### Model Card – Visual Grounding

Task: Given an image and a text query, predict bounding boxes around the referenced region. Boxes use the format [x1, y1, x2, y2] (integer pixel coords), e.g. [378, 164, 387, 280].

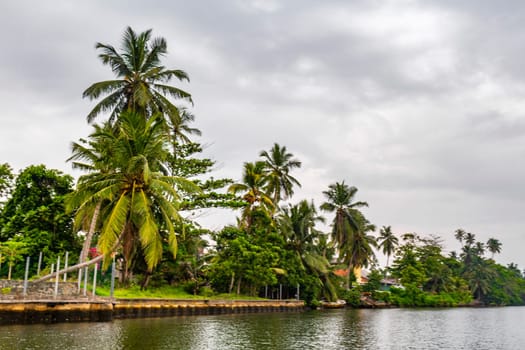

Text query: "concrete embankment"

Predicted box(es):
[0, 299, 305, 325]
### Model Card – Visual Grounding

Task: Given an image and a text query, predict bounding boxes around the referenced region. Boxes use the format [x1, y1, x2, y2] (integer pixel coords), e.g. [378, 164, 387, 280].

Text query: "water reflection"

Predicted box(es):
[1, 307, 524, 349]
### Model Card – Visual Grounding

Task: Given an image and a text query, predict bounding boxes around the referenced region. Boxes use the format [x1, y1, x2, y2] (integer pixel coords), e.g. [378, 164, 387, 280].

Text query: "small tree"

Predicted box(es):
[0, 241, 29, 280]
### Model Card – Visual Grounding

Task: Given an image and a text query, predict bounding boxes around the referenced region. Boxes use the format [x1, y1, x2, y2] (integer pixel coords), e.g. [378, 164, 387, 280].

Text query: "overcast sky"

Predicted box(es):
[1, 1, 524, 268]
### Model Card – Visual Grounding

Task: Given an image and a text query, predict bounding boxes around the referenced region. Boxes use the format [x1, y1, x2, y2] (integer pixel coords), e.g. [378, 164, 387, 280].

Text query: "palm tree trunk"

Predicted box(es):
[33, 253, 105, 283]
[34, 229, 124, 283]
[79, 201, 102, 263]
[346, 260, 352, 290]
[236, 277, 242, 295]
[229, 272, 235, 294]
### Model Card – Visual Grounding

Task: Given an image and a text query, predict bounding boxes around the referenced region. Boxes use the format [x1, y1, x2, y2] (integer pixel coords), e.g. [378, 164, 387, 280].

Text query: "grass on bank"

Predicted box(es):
[94, 285, 266, 300]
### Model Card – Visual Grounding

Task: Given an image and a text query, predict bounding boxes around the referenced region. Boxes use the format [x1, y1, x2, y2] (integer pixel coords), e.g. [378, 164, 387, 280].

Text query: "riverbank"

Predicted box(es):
[0, 298, 306, 325]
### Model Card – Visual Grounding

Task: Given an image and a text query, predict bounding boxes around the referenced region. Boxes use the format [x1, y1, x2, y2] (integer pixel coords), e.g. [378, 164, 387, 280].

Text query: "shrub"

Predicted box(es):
[340, 287, 362, 307]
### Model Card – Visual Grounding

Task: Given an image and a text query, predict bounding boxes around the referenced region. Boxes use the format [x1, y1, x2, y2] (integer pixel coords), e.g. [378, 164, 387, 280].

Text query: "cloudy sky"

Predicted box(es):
[1, 0, 524, 267]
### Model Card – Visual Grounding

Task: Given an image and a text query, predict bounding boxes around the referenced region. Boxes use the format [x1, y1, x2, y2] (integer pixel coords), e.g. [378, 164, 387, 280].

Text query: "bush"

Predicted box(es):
[371, 290, 390, 303]
[340, 287, 362, 307]
[198, 286, 215, 298]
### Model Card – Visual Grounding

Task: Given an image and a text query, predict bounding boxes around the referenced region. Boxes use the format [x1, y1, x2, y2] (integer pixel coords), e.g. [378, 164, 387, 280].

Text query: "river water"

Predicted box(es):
[1, 307, 523, 349]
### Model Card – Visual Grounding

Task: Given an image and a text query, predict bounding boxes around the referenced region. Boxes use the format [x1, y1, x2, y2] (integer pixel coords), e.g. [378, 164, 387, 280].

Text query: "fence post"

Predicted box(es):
[92, 263, 98, 298]
[54, 256, 60, 298]
[63, 251, 69, 282]
[83, 266, 88, 296]
[110, 256, 116, 298]
[37, 251, 42, 276]
[23, 256, 30, 297]
[77, 262, 82, 293]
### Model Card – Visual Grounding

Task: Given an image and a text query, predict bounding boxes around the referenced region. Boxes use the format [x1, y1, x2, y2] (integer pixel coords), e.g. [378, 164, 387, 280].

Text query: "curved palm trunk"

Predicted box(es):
[34, 229, 125, 283]
[79, 201, 102, 263]
[33, 253, 106, 283]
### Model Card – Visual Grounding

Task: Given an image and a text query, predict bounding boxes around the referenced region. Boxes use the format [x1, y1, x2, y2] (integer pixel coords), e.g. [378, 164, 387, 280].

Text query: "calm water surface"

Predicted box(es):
[1, 307, 524, 349]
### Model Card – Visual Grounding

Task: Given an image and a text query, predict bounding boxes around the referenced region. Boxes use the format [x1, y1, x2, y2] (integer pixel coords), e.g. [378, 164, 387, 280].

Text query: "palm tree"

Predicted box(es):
[83, 26, 192, 128]
[171, 107, 201, 144]
[464, 232, 476, 246]
[259, 143, 301, 204]
[378, 225, 399, 271]
[67, 112, 200, 282]
[278, 200, 338, 301]
[454, 228, 466, 247]
[320, 181, 369, 288]
[228, 161, 274, 228]
[486, 238, 502, 259]
[346, 212, 377, 279]
[0, 241, 29, 280]
[67, 122, 117, 263]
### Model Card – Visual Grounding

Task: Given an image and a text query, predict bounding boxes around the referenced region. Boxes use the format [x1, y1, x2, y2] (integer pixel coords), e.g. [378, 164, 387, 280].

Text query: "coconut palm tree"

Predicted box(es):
[486, 238, 502, 259]
[346, 212, 377, 275]
[259, 143, 301, 204]
[171, 107, 201, 144]
[67, 111, 200, 282]
[454, 228, 466, 247]
[378, 225, 399, 270]
[320, 181, 370, 288]
[278, 200, 338, 301]
[228, 161, 274, 229]
[83, 26, 192, 129]
[67, 122, 117, 263]
[320, 181, 368, 254]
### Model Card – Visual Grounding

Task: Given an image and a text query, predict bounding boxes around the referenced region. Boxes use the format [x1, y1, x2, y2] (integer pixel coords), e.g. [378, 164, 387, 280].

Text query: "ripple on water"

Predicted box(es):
[1, 307, 524, 349]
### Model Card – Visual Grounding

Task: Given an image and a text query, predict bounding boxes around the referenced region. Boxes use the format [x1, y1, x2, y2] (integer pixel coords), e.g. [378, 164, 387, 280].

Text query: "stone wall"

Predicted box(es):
[0, 280, 80, 300]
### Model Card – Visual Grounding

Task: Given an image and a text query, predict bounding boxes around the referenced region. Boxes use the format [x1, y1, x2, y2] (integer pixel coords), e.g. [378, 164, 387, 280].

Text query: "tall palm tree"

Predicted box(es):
[278, 200, 338, 301]
[320, 181, 369, 288]
[486, 238, 502, 259]
[67, 112, 200, 281]
[67, 122, 117, 263]
[228, 162, 274, 228]
[83, 26, 192, 128]
[454, 228, 466, 247]
[259, 143, 301, 204]
[378, 225, 399, 270]
[464, 232, 476, 246]
[320, 181, 368, 254]
[171, 107, 201, 144]
[346, 212, 377, 276]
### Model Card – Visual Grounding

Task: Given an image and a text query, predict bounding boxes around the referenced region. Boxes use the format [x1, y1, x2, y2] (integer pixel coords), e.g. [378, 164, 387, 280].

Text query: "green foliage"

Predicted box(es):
[209, 224, 285, 296]
[362, 269, 382, 293]
[0, 163, 14, 203]
[387, 230, 525, 307]
[0, 240, 29, 279]
[172, 142, 244, 211]
[320, 181, 374, 289]
[0, 165, 79, 270]
[340, 287, 362, 307]
[83, 26, 192, 125]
